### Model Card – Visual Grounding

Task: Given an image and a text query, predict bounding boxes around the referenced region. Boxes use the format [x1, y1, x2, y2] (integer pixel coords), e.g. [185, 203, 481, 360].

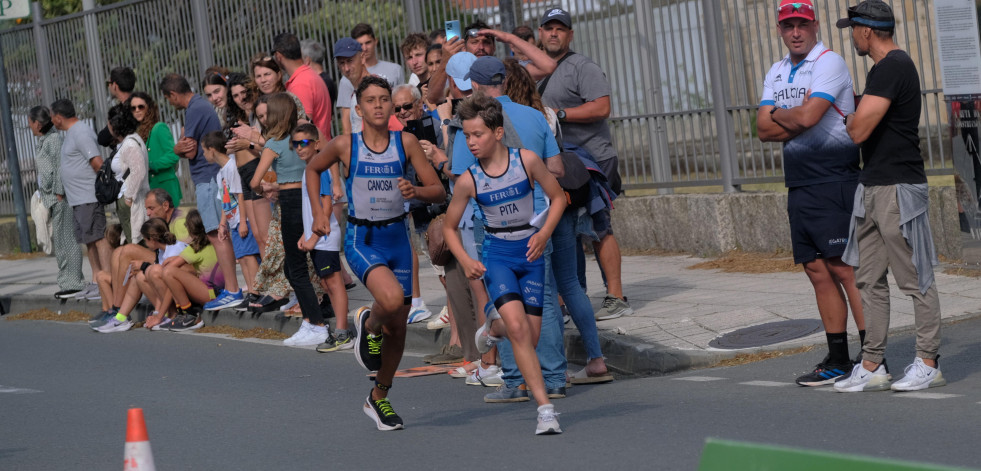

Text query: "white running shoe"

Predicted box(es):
[284, 321, 313, 346]
[891, 357, 947, 391]
[834, 362, 892, 392]
[426, 306, 450, 330]
[407, 301, 433, 324]
[466, 364, 503, 387]
[536, 404, 562, 435]
[475, 305, 503, 354]
[96, 316, 133, 333]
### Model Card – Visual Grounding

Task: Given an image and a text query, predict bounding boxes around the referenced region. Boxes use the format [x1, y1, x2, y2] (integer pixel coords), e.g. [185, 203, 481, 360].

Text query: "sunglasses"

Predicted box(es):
[465, 29, 483, 39]
[777, 2, 813, 15]
[132, 104, 147, 111]
[394, 102, 415, 113]
[291, 139, 316, 148]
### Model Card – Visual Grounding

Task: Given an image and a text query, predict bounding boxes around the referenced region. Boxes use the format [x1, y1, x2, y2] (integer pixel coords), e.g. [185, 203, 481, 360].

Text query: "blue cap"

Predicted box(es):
[333, 37, 362, 58]
[465, 56, 506, 86]
[445, 52, 477, 92]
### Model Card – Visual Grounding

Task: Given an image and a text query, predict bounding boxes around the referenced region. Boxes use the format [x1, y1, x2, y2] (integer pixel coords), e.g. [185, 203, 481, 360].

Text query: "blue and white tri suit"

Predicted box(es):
[469, 147, 544, 316]
[343, 131, 412, 301]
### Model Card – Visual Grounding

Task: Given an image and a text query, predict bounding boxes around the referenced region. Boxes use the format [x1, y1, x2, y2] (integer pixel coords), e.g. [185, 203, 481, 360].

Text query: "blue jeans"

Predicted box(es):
[552, 210, 603, 360]
[499, 240, 567, 389]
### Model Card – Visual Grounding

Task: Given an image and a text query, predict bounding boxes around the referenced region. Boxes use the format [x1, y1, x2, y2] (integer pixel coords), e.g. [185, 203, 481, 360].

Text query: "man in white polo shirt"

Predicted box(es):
[756, 0, 866, 387]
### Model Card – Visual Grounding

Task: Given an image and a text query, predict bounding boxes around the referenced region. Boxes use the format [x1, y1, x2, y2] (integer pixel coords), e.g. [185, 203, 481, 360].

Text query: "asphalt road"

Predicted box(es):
[2, 316, 980, 470]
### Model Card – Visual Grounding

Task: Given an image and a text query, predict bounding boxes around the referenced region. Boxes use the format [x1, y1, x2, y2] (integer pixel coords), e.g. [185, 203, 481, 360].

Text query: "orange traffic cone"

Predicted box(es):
[123, 408, 156, 470]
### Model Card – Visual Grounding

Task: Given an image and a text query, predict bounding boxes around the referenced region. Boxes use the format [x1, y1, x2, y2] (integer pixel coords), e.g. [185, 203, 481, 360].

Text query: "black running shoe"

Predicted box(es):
[363, 391, 404, 431]
[354, 307, 382, 371]
[796, 361, 854, 386]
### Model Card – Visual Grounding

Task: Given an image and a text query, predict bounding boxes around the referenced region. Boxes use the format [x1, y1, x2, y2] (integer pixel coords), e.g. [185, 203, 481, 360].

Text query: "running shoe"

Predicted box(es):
[354, 307, 382, 371]
[150, 316, 173, 331]
[54, 289, 81, 299]
[795, 360, 854, 387]
[169, 312, 204, 332]
[317, 329, 354, 353]
[407, 301, 433, 324]
[466, 364, 503, 387]
[484, 384, 530, 403]
[891, 357, 947, 391]
[535, 404, 562, 435]
[834, 361, 892, 392]
[363, 391, 404, 431]
[475, 304, 503, 354]
[96, 316, 133, 333]
[204, 289, 244, 311]
[595, 295, 632, 321]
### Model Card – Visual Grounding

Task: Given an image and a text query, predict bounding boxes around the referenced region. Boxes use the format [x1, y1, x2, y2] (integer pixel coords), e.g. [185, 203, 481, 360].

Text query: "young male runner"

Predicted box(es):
[304, 76, 445, 430]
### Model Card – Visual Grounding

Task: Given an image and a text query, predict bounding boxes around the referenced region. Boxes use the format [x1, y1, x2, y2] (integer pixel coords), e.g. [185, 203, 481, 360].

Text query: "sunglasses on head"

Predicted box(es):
[778, 2, 813, 15]
[394, 102, 415, 113]
[291, 139, 315, 148]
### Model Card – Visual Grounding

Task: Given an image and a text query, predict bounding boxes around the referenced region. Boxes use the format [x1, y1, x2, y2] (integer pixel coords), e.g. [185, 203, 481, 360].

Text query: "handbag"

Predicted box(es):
[424, 214, 452, 266]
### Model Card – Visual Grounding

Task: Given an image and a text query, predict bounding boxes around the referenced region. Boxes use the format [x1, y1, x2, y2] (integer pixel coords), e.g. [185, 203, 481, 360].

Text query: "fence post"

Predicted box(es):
[635, 0, 672, 193]
[701, 0, 739, 193]
[31, 2, 54, 107]
[82, 0, 108, 126]
[404, 0, 424, 35]
[190, 0, 214, 82]
[0, 41, 32, 253]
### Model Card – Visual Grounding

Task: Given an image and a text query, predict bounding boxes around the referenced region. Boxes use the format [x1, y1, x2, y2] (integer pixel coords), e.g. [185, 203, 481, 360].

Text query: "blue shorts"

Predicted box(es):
[481, 235, 544, 316]
[195, 181, 222, 233]
[229, 221, 260, 259]
[344, 220, 412, 303]
[788, 181, 857, 264]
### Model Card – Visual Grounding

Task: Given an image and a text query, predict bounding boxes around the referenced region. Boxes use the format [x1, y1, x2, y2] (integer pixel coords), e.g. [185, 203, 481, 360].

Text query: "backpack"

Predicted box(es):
[95, 150, 128, 205]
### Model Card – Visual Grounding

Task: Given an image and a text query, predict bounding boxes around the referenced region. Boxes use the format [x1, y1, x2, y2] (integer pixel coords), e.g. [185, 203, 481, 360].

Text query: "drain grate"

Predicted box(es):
[709, 319, 823, 349]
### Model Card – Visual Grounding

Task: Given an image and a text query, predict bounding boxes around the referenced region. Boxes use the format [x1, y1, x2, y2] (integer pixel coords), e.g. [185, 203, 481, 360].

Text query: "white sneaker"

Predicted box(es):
[834, 362, 892, 392]
[536, 404, 562, 435]
[466, 364, 502, 387]
[426, 306, 450, 330]
[475, 305, 503, 354]
[284, 321, 312, 346]
[407, 301, 433, 324]
[449, 360, 480, 378]
[96, 316, 133, 333]
[292, 325, 330, 347]
[891, 357, 946, 391]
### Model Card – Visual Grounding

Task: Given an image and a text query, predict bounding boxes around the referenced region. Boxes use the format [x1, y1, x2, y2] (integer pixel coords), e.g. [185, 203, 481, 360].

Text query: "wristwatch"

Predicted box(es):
[556, 109, 567, 121]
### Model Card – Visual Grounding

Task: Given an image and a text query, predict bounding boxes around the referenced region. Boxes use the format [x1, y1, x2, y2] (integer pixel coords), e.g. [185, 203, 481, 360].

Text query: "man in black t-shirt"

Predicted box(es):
[833, 0, 946, 394]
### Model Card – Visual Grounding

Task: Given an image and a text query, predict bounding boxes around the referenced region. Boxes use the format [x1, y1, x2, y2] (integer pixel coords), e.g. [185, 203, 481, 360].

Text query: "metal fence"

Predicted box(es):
[0, 0, 955, 215]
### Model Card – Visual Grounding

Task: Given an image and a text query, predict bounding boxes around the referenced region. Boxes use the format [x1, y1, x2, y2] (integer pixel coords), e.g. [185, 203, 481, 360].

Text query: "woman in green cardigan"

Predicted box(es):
[128, 91, 182, 207]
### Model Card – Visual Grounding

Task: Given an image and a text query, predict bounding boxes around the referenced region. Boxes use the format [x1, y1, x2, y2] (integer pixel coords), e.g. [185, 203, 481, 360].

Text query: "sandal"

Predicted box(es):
[251, 295, 288, 313]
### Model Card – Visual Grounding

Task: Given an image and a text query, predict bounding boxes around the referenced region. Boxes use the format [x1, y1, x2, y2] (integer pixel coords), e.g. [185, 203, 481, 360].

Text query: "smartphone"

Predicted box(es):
[405, 115, 438, 145]
[445, 20, 461, 42]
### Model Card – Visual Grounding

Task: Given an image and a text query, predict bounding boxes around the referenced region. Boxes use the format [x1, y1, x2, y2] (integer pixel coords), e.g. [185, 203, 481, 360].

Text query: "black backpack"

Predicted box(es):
[95, 151, 128, 205]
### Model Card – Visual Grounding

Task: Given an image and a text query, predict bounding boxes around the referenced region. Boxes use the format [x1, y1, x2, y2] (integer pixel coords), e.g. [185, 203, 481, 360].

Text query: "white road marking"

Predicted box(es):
[0, 385, 41, 394]
[894, 392, 962, 399]
[739, 381, 794, 387]
[672, 376, 726, 382]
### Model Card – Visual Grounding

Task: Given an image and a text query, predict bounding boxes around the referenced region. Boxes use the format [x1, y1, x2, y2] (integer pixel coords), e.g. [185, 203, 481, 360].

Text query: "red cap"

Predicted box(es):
[778, 0, 815, 22]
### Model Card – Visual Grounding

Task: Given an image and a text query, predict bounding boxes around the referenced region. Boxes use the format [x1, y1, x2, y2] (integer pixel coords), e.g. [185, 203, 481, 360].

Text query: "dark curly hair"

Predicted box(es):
[125, 91, 160, 142]
[108, 103, 140, 139]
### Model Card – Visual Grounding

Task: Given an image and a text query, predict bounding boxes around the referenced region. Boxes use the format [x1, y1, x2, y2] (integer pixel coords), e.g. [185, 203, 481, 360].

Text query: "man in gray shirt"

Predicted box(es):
[537, 8, 632, 320]
[335, 23, 404, 135]
[50, 98, 109, 297]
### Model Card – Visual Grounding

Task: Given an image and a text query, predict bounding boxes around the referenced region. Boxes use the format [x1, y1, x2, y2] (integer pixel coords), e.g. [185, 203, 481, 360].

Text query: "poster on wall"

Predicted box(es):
[933, 0, 981, 237]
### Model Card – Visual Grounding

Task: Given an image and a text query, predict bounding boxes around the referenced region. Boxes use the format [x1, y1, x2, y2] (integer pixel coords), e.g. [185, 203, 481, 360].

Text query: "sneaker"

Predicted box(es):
[54, 289, 81, 299]
[290, 324, 330, 347]
[363, 391, 404, 431]
[475, 304, 503, 354]
[536, 404, 562, 435]
[407, 301, 433, 324]
[284, 321, 313, 346]
[85, 284, 102, 301]
[834, 362, 892, 392]
[547, 386, 567, 399]
[169, 311, 204, 332]
[484, 384, 530, 403]
[96, 316, 133, 333]
[429, 344, 464, 365]
[423, 345, 450, 364]
[595, 295, 632, 321]
[891, 357, 947, 391]
[561, 304, 571, 324]
[74, 283, 97, 300]
[426, 306, 450, 330]
[449, 360, 480, 378]
[204, 289, 244, 311]
[466, 364, 503, 387]
[354, 307, 383, 371]
[795, 360, 854, 387]
[317, 329, 354, 353]
[151, 317, 173, 331]
[89, 310, 117, 330]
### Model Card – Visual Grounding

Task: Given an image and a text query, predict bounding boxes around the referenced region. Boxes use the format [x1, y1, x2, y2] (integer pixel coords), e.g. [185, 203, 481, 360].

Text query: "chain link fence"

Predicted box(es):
[0, 0, 954, 215]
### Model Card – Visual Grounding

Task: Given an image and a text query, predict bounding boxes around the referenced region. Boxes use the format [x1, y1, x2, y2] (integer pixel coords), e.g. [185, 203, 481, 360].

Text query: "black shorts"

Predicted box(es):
[787, 181, 857, 264]
[596, 155, 622, 196]
[237, 158, 261, 201]
[311, 249, 341, 278]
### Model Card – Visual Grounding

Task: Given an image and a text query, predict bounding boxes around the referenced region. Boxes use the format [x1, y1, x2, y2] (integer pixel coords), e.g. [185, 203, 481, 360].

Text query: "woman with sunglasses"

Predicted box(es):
[127, 92, 182, 208]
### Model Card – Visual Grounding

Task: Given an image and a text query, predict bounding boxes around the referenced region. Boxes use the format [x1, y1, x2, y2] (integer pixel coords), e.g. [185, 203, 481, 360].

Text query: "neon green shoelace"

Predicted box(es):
[374, 398, 397, 417]
[367, 334, 383, 355]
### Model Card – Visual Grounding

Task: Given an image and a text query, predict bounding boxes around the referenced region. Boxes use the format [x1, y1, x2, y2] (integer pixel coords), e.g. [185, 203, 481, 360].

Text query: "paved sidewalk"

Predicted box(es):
[2, 249, 979, 376]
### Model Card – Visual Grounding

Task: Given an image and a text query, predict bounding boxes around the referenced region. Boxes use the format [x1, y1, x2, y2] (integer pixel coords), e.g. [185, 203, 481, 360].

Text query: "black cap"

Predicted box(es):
[540, 7, 572, 28]
[836, 0, 895, 30]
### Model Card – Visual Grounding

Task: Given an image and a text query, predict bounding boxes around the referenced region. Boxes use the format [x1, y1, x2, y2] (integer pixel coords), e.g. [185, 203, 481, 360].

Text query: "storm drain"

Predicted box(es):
[709, 319, 823, 349]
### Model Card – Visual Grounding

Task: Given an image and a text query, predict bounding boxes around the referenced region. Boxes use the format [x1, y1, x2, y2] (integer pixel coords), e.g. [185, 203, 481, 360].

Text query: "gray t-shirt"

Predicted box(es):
[538, 52, 616, 163]
[336, 60, 405, 109]
[60, 121, 101, 206]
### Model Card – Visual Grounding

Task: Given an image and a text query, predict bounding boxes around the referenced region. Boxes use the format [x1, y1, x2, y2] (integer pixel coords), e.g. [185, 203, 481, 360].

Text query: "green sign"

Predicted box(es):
[0, 0, 29, 20]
